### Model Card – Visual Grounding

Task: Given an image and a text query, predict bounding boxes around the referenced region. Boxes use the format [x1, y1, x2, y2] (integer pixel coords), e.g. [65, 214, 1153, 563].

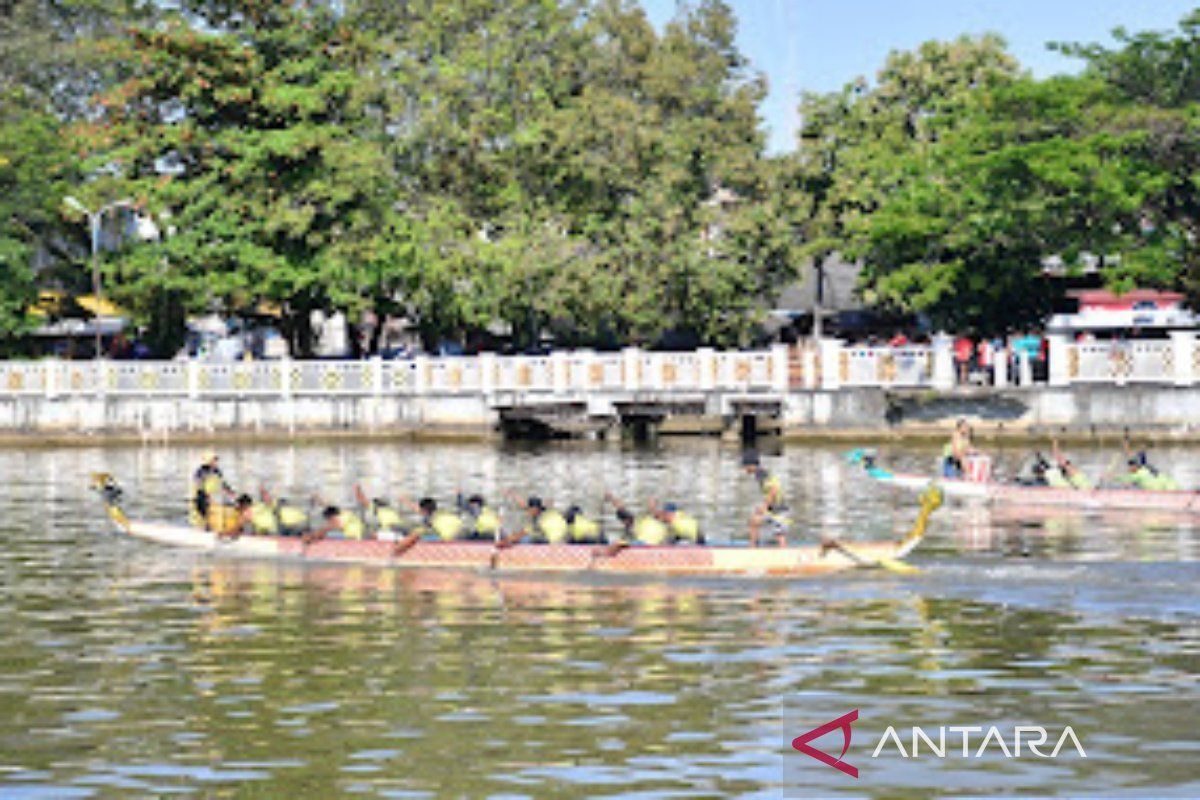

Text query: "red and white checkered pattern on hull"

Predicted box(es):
[121, 522, 903, 577]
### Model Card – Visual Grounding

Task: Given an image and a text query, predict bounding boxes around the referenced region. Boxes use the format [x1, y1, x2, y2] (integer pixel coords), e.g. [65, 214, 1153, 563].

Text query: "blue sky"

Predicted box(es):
[641, 0, 1198, 153]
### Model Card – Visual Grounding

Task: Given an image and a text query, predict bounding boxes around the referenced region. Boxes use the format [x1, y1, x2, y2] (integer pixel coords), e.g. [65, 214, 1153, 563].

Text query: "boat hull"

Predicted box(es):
[123, 520, 917, 578]
[870, 471, 1200, 513]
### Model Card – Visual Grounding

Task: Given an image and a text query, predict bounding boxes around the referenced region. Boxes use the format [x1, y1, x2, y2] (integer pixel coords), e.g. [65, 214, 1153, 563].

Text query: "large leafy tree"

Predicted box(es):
[84, 0, 395, 355]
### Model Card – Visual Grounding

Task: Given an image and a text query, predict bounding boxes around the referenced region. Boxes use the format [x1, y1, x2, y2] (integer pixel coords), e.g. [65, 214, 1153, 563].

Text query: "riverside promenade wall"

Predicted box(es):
[1, 340, 1199, 443]
[1, 384, 1199, 444]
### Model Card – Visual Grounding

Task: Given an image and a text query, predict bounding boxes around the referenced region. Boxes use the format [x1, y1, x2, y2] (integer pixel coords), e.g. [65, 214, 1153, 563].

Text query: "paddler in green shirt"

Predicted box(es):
[1114, 452, 1179, 490]
[1045, 442, 1093, 490]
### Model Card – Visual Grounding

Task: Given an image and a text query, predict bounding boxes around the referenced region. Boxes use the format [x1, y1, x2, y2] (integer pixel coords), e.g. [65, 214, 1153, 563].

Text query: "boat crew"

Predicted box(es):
[304, 504, 367, 544]
[193, 451, 235, 531]
[941, 419, 976, 479]
[495, 495, 570, 547]
[562, 504, 604, 544]
[655, 502, 704, 545]
[458, 493, 503, 541]
[260, 486, 310, 536]
[355, 485, 405, 540]
[1115, 452, 1179, 490]
[742, 451, 788, 547]
[604, 492, 670, 545]
[391, 495, 472, 556]
[233, 493, 279, 537]
[1046, 442, 1093, 490]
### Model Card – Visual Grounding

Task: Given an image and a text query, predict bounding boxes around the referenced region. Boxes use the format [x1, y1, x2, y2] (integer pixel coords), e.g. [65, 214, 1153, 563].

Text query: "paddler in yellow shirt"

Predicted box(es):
[192, 451, 235, 531]
[564, 504, 605, 544]
[392, 495, 467, 557]
[495, 494, 570, 547]
[742, 450, 788, 547]
[355, 484, 405, 540]
[259, 486, 310, 536]
[304, 504, 367, 544]
[230, 493, 278, 538]
[457, 493, 503, 541]
[596, 492, 672, 557]
[653, 501, 705, 545]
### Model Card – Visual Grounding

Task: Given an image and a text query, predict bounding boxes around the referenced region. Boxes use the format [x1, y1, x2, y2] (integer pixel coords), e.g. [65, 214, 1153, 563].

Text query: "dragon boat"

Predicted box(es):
[90, 475, 942, 578]
[854, 452, 1200, 514]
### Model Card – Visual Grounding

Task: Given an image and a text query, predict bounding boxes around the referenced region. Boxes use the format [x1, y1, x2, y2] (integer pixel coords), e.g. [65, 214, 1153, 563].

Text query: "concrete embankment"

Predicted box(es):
[0, 384, 1198, 446]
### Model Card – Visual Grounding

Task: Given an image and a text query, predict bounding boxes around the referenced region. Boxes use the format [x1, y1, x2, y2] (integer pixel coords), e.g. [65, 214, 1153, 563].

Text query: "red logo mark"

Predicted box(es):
[792, 709, 859, 778]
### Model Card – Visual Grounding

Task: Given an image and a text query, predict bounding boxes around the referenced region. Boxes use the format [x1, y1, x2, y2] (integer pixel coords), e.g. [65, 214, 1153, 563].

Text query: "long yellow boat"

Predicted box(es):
[91, 476, 941, 578]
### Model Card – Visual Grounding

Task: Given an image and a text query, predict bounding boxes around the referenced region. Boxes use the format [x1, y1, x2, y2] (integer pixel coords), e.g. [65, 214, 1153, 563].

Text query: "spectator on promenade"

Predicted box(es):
[889, 331, 909, 348]
[953, 336, 973, 385]
[977, 338, 993, 384]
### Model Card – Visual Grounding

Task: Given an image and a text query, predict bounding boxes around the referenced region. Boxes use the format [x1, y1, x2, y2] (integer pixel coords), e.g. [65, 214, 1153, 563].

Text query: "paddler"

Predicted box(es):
[603, 492, 670, 553]
[304, 503, 367, 544]
[1046, 441, 1093, 490]
[391, 496, 468, 557]
[496, 494, 570, 546]
[564, 504, 605, 544]
[654, 501, 704, 545]
[232, 493, 279, 538]
[1114, 451, 1179, 490]
[259, 486, 310, 536]
[457, 493, 503, 541]
[193, 451, 235, 531]
[355, 484, 405, 541]
[742, 450, 788, 547]
[941, 419, 976, 479]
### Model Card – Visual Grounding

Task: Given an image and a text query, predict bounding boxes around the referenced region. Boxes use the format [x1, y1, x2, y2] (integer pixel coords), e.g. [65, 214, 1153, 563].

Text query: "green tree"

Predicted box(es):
[86, 0, 394, 356]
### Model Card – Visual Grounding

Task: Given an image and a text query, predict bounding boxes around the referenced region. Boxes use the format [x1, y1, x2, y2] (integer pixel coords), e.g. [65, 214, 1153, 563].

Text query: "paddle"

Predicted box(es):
[822, 485, 943, 575]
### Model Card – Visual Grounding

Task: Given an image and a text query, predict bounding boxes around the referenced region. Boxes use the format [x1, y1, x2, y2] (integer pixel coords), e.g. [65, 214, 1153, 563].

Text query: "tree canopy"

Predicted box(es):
[1, 1, 1198, 353]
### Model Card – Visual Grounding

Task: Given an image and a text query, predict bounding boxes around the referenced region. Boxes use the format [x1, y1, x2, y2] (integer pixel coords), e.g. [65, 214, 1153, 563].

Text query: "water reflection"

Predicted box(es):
[0, 441, 1197, 797]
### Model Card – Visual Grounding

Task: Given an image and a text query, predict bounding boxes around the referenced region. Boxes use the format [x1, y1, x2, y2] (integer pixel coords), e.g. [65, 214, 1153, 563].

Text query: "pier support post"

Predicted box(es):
[623, 347, 641, 392]
[771, 343, 789, 393]
[1047, 333, 1070, 387]
[931, 333, 954, 391]
[993, 346, 1009, 387]
[1171, 330, 1196, 386]
[819, 338, 843, 390]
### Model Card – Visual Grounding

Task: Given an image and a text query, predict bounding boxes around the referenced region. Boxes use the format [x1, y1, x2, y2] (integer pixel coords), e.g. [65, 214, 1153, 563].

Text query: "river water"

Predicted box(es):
[0, 440, 1197, 798]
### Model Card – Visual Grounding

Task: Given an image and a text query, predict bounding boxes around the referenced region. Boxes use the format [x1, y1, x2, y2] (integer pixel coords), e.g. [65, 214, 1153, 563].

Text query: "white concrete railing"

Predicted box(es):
[0, 346, 792, 398]
[1053, 332, 1198, 386]
[1, 333, 1195, 398]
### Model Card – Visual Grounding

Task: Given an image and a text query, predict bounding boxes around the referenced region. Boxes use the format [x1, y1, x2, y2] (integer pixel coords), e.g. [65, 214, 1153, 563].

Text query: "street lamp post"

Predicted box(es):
[64, 196, 134, 358]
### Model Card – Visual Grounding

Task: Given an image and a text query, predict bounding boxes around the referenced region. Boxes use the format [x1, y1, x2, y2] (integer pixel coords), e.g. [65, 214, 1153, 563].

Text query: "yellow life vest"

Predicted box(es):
[474, 507, 502, 537]
[375, 504, 404, 532]
[249, 503, 279, 535]
[341, 511, 366, 540]
[277, 504, 308, 530]
[758, 470, 783, 508]
[536, 510, 569, 543]
[1067, 471, 1093, 491]
[669, 511, 700, 543]
[569, 514, 601, 543]
[633, 515, 670, 546]
[207, 505, 240, 535]
[430, 510, 464, 541]
[200, 473, 225, 498]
